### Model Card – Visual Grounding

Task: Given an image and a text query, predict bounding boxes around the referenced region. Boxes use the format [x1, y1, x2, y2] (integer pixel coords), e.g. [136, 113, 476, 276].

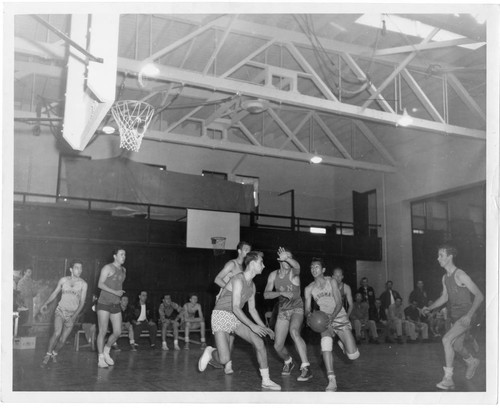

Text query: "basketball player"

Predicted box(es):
[264, 247, 312, 381]
[40, 260, 88, 367]
[198, 251, 281, 391]
[305, 258, 359, 392]
[333, 268, 354, 318]
[96, 248, 126, 368]
[182, 294, 206, 349]
[422, 244, 483, 390]
[213, 241, 252, 373]
[159, 295, 183, 350]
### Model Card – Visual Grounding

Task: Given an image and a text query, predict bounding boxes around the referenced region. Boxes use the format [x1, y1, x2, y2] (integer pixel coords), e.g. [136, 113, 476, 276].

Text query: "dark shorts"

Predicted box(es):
[96, 302, 121, 314]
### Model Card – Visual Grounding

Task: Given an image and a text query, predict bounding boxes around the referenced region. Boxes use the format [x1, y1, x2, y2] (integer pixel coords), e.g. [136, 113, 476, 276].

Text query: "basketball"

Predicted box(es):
[307, 310, 329, 333]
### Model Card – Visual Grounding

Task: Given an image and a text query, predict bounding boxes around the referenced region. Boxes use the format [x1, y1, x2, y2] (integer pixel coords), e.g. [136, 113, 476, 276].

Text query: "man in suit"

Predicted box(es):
[369, 298, 390, 342]
[132, 290, 158, 348]
[379, 280, 402, 314]
[357, 277, 376, 308]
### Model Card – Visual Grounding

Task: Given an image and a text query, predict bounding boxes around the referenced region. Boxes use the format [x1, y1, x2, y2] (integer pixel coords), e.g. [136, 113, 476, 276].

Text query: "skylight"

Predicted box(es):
[355, 14, 485, 51]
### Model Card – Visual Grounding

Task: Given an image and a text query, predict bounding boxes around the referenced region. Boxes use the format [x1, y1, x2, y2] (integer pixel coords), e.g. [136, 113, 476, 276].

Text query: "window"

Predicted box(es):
[411, 200, 449, 234]
[202, 170, 228, 180]
[232, 174, 259, 209]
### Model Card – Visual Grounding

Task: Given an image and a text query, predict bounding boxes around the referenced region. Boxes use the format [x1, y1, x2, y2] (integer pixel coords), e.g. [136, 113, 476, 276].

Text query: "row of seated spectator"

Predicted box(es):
[80, 291, 206, 352]
[351, 294, 449, 344]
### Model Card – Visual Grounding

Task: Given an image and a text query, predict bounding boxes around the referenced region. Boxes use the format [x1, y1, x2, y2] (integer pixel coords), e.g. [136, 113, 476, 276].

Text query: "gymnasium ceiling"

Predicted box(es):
[13, 12, 488, 173]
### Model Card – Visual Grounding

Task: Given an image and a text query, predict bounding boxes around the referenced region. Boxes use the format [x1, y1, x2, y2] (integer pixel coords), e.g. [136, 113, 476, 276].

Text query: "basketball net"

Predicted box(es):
[211, 237, 226, 256]
[111, 100, 155, 152]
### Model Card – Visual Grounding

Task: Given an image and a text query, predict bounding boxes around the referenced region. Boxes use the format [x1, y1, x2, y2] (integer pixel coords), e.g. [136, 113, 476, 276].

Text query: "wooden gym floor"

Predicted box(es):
[12, 331, 486, 393]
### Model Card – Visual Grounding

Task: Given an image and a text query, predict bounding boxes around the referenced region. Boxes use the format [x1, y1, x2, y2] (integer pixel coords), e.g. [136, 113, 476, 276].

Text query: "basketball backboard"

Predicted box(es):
[186, 209, 240, 250]
[62, 14, 119, 151]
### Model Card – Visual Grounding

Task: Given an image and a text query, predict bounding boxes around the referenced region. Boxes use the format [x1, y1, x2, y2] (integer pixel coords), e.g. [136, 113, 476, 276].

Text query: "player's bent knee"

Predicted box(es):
[321, 336, 333, 352]
[347, 349, 360, 360]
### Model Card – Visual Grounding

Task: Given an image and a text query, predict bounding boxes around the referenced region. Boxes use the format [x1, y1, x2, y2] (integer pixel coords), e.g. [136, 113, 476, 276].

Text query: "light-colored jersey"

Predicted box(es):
[311, 277, 343, 315]
[58, 278, 85, 313]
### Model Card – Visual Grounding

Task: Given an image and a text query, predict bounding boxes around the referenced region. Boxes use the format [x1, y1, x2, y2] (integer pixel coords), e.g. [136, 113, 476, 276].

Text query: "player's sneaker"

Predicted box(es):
[297, 366, 313, 381]
[162, 342, 169, 351]
[465, 357, 480, 380]
[103, 353, 114, 366]
[184, 343, 190, 350]
[200, 342, 207, 349]
[198, 346, 215, 372]
[98, 355, 109, 368]
[112, 343, 121, 351]
[50, 353, 58, 363]
[326, 376, 337, 392]
[40, 353, 51, 368]
[281, 360, 295, 376]
[261, 378, 281, 391]
[224, 360, 234, 374]
[436, 376, 455, 390]
[130, 343, 137, 351]
[174, 344, 181, 351]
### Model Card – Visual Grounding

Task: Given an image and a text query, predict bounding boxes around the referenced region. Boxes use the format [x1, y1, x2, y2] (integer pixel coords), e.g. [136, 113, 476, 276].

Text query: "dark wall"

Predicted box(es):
[14, 203, 375, 324]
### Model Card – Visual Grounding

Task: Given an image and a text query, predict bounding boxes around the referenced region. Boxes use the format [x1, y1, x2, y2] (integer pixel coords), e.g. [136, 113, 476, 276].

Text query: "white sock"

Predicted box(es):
[284, 357, 292, 365]
[174, 340, 179, 345]
[201, 338, 206, 342]
[328, 373, 336, 380]
[300, 362, 310, 369]
[104, 346, 111, 355]
[259, 368, 270, 381]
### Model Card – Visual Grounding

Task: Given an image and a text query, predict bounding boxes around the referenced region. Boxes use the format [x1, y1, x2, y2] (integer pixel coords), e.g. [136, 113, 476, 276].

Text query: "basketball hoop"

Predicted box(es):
[111, 100, 155, 152]
[211, 237, 226, 256]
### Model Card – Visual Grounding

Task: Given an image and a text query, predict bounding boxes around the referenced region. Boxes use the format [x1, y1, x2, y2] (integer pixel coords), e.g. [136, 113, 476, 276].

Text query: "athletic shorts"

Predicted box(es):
[325, 312, 352, 336]
[55, 306, 77, 328]
[278, 307, 304, 321]
[96, 302, 121, 314]
[211, 310, 241, 334]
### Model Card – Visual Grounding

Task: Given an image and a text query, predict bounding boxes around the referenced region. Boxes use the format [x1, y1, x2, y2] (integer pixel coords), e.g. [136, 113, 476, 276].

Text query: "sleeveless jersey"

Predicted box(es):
[274, 270, 303, 310]
[58, 278, 85, 313]
[339, 282, 349, 311]
[311, 277, 346, 317]
[215, 273, 254, 312]
[98, 263, 126, 305]
[444, 269, 472, 319]
[159, 303, 179, 320]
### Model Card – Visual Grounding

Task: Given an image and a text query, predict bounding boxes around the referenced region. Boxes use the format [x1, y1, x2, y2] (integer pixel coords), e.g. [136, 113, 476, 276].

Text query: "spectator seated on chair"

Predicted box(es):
[131, 290, 158, 349]
[350, 293, 379, 344]
[181, 294, 206, 349]
[369, 298, 390, 343]
[387, 297, 409, 344]
[159, 295, 183, 351]
[404, 300, 429, 343]
[116, 294, 137, 351]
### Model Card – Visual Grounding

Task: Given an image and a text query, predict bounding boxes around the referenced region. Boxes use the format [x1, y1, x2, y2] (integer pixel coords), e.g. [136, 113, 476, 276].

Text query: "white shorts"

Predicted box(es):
[211, 310, 241, 334]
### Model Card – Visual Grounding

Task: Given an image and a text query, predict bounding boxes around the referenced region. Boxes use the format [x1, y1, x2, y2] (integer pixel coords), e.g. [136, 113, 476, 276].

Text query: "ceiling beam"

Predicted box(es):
[362, 27, 440, 110]
[141, 129, 397, 173]
[353, 120, 398, 167]
[313, 113, 353, 160]
[372, 38, 477, 57]
[202, 14, 238, 75]
[340, 52, 395, 113]
[268, 108, 309, 153]
[118, 57, 485, 140]
[401, 69, 445, 123]
[170, 15, 467, 74]
[446, 73, 486, 122]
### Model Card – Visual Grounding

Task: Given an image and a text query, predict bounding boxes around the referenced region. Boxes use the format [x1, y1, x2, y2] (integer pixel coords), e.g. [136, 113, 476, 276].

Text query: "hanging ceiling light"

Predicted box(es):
[397, 108, 413, 127]
[102, 125, 116, 134]
[310, 155, 323, 164]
